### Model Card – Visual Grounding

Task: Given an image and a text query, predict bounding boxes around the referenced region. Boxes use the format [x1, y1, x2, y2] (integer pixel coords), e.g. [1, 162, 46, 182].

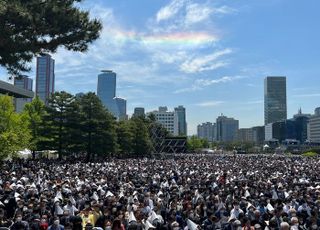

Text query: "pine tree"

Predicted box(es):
[0, 0, 102, 75]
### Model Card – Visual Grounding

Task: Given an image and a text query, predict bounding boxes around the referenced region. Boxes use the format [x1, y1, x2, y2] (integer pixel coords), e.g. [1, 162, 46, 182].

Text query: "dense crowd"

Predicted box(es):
[1, 155, 320, 230]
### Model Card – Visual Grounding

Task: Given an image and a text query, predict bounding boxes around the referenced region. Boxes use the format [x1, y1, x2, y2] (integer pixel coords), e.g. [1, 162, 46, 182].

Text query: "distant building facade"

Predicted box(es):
[252, 126, 265, 145]
[308, 107, 320, 143]
[148, 106, 186, 136]
[14, 75, 33, 112]
[197, 122, 216, 142]
[216, 115, 239, 142]
[264, 121, 286, 142]
[264, 76, 287, 125]
[264, 110, 310, 143]
[292, 109, 311, 143]
[133, 107, 145, 118]
[236, 128, 253, 143]
[174, 106, 187, 136]
[36, 54, 55, 104]
[97, 70, 127, 120]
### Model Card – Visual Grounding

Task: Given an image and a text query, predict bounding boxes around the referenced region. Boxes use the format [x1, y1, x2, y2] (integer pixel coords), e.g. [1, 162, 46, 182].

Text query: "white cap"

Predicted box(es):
[92, 192, 99, 201]
[267, 203, 274, 212]
[144, 220, 156, 230]
[55, 205, 64, 215]
[106, 191, 114, 197]
[128, 212, 137, 223]
[187, 219, 198, 230]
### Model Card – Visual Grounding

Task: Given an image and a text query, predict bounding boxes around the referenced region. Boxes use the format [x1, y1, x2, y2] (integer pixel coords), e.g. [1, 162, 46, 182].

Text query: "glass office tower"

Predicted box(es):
[36, 54, 55, 104]
[264, 76, 287, 125]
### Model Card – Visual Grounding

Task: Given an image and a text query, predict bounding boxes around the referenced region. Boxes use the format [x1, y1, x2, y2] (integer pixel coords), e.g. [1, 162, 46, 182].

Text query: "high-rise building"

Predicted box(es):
[147, 106, 186, 136]
[197, 122, 216, 142]
[14, 75, 33, 112]
[308, 107, 320, 143]
[133, 107, 145, 118]
[114, 97, 127, 120]
[36, 54, 55, 104]
[148, 107, 175, 135]
[216, 115, 239, 142]
[236, 128, 253, 143]
[252, 126, 265, 145]
[292, 109, 311, 143]
[174, 106, 187, 136]
[264, 76, 287, 125]
[97, 70, 127, 120]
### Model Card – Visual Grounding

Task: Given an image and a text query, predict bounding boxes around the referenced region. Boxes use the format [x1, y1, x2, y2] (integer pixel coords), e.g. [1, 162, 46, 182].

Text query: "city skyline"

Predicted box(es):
[1, 0, 320, 134]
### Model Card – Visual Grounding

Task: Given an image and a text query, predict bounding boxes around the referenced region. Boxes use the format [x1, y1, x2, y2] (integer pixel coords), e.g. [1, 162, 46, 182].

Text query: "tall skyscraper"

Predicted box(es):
[14, 75, 33, 112]
[97, 70, 127, 120]
[36, 54, 55, 104]
[264, 76, 287, 125]
[174, 106, 187, 136]
[216, 115, 239, 142]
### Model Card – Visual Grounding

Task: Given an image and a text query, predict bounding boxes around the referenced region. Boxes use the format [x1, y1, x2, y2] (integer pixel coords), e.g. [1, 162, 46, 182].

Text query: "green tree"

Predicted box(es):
[43, 91, 76, 159]
[131, 117, 152, 156]
[187, 135, 204, 152]
[201, 138, 210, 148]
[116, 120, 134, 155]
[0, 0, 102, 75]
[23, 96, 46, 158]
[0, 95, 31, 160]
[78, 92, 117, 161]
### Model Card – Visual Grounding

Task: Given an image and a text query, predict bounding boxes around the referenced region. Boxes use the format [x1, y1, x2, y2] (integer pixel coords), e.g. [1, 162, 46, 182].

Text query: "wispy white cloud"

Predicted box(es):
[243, 100, 263, 105]
[185, 3, 213, 25]
[293, 93, 320, 98]
[174, 76, 244, 93]
[213, 5, 237, 15]
[180, 48, 232, 73]
[195, 101, 224, 107]
[156, 0, 186, 22]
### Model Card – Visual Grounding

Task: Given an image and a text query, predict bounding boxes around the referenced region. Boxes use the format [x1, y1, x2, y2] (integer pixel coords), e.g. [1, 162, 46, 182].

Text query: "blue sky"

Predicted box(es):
[1, 0, 320, 134]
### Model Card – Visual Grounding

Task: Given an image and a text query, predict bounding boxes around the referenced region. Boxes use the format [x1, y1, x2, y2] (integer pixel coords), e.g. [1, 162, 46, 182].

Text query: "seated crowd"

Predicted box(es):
[0, 155, 320, 230]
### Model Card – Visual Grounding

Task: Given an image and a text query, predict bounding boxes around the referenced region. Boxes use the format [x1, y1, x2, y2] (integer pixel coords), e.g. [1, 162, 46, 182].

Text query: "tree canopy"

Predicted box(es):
[0, 0, 102, 75]
[0, 95, 31, 159]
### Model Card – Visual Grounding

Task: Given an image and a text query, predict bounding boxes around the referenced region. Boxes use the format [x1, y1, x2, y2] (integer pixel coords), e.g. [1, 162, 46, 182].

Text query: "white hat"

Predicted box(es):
[157, 191, 163, 197]
[284, 192, 290, 198]
[147, 211, 158, 223]
[55, 191, 63, 200]
[106, 191, 114, 197]
[267, 203, 274, 212]
[69, 195, 76, 205]
[187, 219, 198, 230]
[55, 205, 64, 215]
[91, 192, 99, 201]
[128, 212, 137, 223]
[144, 220, 156, 230]
[245, 190, 251, 198]
[272, 190, 278, 200]
[14, 192, 21, 198]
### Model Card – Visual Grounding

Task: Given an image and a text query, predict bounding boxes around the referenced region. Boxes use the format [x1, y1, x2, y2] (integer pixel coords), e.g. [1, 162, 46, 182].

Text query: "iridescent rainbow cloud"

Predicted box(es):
[109, 29, 218, 46]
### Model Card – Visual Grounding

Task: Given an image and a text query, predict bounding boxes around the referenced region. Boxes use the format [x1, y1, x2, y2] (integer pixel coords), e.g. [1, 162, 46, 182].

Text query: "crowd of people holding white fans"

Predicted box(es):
[1, 155, 320, 230]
